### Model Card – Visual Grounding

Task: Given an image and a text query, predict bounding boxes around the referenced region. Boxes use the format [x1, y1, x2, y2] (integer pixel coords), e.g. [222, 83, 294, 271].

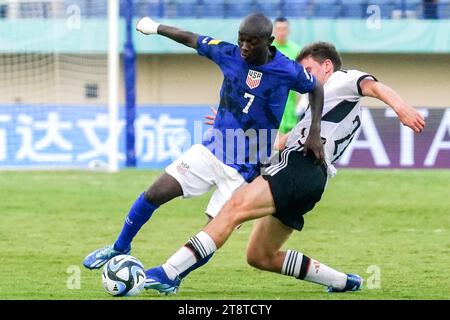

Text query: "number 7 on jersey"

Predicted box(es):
[242, 92, 255, 114]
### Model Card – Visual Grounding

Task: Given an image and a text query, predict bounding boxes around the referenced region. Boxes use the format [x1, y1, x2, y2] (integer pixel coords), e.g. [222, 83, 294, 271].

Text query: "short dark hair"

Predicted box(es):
[240, 13, 273, 39]
[274, 17, 289, 23]
[297, 42, 342, 71]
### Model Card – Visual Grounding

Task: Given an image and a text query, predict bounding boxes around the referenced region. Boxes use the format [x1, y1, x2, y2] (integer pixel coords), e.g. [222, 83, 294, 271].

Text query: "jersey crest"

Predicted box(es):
[246, 70, 263, 89]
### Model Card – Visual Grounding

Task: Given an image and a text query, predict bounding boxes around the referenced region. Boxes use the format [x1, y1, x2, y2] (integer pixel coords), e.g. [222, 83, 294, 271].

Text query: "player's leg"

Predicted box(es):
[82, 172, 184, 270]
[178, 214, 214, 280]
[246, 216, 293, 273]
[201, 175, 275, 248]
[143, 214, 214, 295]
[144, 176, 276, 294]
[143, 148, 298, 287]
[83, 144, 216, 270]
[246, 216, 360, 292]
[146, 150, 361, 292]
[246, 150, 361, 292]
[145, 163, 247, 293]
[177, 166, 247, 279]
[113, 172, 183, 252]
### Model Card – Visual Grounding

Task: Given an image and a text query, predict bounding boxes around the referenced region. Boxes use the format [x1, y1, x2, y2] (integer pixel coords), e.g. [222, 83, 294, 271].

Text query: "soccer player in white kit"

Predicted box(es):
[144, 42, 425, 293]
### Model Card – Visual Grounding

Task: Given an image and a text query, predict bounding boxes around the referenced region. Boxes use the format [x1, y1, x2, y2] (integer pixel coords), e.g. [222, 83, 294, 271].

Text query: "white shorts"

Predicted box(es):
[165, 144, 246, 218]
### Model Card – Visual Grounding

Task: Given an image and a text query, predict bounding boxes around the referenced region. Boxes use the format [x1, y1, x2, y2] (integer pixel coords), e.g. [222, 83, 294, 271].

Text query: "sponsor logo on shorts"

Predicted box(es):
[176, 161, 190, 175]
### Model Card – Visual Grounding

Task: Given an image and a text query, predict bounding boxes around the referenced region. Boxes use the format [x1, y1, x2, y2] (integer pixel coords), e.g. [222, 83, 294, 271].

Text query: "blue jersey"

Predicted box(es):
[197, 35, 316, 182]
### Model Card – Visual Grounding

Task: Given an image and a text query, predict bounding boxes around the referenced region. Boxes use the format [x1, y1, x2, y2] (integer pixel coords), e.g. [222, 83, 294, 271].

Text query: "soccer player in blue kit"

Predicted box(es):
[83, 13, 325, 289]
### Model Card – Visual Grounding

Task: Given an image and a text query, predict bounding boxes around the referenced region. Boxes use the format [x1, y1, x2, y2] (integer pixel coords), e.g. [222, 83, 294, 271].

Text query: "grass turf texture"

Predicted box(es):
[0, 169, 449, 300]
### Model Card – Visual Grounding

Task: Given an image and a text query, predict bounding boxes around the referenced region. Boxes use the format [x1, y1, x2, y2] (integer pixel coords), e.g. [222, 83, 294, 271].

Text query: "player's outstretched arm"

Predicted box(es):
[360, 79, 425, 133]
[303, 81, 325, 163]
[136, 17, 199, 49]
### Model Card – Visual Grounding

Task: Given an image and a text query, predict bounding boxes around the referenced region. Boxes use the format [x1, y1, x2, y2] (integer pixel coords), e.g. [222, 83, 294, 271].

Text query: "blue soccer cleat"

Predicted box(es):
[327, 274, 363, 293]
[83, 244, 131, 270]
[144, 266, 181, 295]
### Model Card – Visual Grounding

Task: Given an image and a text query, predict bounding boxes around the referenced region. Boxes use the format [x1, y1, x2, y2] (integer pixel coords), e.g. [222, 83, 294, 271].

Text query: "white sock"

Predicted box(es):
[282, 250, 347, 290]
[163, 231, 217, 280]
[281, 249, 303, 278]
[304, 258, 347, 290]
[162, 247, 194, 280]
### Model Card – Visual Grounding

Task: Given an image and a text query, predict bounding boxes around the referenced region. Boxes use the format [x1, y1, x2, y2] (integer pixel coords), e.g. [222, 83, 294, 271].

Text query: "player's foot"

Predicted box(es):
[83, 244, 131, 270]
[327, 274, 363, 293]
[144, 266, 181, 295]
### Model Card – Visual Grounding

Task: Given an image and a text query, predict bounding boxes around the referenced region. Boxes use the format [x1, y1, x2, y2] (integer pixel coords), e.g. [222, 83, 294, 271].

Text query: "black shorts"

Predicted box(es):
[262, 146, 328, 231]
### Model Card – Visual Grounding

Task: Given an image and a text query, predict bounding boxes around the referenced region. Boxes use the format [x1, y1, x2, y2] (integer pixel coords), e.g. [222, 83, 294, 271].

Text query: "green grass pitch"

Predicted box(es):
[0, 169, 449, 300]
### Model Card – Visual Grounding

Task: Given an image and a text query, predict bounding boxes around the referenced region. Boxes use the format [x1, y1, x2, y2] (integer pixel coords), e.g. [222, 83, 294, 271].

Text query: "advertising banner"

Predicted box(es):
[0, 105, 448, 169]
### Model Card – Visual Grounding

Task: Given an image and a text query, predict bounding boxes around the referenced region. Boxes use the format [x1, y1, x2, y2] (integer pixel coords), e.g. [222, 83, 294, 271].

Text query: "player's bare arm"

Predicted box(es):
[136, 17, 199, 49]
[360, 79, 426, 133]
[303, 81, 325, 163]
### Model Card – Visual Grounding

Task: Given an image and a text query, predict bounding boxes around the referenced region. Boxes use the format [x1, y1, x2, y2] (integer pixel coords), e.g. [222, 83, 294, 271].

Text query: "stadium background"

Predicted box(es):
[0, 0, 449, 169]
[0, 0, 449, 300]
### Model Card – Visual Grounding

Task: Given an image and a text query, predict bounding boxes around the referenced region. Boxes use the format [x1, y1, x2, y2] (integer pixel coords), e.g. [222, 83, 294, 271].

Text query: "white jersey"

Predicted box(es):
[286, 69, 377, 177]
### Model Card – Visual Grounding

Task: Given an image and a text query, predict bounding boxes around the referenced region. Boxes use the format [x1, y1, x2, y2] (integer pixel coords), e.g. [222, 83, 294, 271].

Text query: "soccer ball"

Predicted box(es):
[102, 255, 146, 297]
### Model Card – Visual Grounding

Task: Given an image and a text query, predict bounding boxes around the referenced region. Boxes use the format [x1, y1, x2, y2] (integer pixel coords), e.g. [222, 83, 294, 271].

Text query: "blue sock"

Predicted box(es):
[179, 253, 214, 279]
[114, 192, 159, 252]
